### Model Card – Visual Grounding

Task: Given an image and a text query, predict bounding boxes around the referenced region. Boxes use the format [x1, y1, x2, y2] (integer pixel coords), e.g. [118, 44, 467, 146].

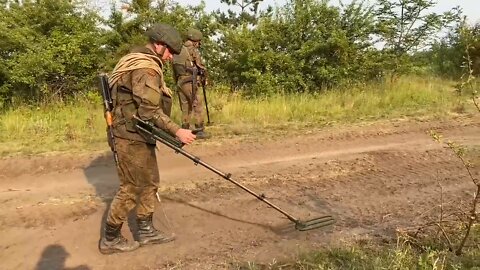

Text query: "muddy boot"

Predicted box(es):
[137, 215, 176, 246]
[99, 223, 140, 254]
[194, 124, 210, 139]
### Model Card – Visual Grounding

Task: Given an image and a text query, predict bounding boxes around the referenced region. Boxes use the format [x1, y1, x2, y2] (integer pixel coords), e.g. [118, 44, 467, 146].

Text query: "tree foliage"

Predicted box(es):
[216, 0, 269, 27]
[0, 0, 104, 105]
[374, 0, 461, 77]
[431, 21, 480, 78]
[0, 0, 467, 106]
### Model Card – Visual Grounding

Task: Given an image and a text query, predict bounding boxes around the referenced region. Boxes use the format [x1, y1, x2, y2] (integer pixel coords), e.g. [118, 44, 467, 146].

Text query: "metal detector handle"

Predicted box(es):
[133, 116, 184, 148]
[133, 116, 201, 149]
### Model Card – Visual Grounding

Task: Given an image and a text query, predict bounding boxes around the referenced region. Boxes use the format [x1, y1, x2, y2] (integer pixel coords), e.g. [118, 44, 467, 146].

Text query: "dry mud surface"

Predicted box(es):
[0, 119, 479, 269]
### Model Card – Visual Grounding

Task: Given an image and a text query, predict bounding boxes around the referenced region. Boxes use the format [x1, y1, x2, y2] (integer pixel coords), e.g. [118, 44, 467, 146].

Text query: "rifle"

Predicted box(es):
[191, 67, 198, 104]
[133, 117, 335, 231]
[98, 74, 119, 165]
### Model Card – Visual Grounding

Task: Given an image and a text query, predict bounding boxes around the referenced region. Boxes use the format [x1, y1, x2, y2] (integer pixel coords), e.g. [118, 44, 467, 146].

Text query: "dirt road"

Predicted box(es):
[1, 118, 479, 269]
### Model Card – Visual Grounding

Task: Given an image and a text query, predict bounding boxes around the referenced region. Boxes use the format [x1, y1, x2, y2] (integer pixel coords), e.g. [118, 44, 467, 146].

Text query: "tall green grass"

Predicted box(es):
[0, 100, 106, 156]
[234, 229, 480, 270]
[0, 76, 471, 156]
[212, 76, 466, 126]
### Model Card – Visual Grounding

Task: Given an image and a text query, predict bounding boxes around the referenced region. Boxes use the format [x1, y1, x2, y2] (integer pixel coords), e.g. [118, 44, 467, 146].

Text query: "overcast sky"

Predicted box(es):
[173, 0, 479, 24]
[90, 0, 479, 24]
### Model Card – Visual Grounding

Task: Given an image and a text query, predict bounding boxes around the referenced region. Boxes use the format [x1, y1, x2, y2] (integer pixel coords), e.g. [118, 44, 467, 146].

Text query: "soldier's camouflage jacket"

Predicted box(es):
[172, 40, 206, 85]
[109, 46, 179, 143]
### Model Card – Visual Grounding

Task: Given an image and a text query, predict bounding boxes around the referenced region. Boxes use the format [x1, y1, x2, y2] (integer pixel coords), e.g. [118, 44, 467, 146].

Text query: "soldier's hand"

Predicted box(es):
[176, 128, 196, 145]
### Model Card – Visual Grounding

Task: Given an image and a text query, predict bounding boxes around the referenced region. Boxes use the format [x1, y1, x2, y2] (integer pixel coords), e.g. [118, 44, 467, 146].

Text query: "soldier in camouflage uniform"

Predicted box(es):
[99, 23, 196, 254]
[172, 28, 210, 139]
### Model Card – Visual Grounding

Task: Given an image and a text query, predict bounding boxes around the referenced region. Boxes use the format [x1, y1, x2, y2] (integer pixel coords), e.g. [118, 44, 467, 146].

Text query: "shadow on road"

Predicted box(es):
[161, 195, 336, 236]
[82, 154, 118, 244]
[34, 244, 90, 270]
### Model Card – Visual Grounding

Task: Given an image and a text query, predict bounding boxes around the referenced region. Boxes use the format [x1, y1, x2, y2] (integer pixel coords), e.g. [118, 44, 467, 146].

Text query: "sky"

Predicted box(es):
[90, 0, 479, 24]
[172, 0, 480, 24]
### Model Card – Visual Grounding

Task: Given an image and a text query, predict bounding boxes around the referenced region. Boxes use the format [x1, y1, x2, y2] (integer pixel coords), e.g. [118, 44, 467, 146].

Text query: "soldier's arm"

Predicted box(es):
[131, 68, 180, 135]
[192, 48, 207, 71]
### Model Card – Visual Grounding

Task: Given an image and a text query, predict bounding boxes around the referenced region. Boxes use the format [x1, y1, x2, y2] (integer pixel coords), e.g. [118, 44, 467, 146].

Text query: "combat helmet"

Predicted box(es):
[186, 28, 203, 42]
[145, 23, 182, 54]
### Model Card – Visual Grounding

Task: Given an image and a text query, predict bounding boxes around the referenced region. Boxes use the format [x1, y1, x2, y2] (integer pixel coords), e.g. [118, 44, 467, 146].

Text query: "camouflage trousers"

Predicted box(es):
[177, 80, 204, 127]
[106, 137, 159, 226]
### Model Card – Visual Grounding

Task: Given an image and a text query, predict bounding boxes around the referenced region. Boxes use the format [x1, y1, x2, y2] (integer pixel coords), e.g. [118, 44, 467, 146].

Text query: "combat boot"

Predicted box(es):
[137, 214, 176, 246]
[99, 223, 140, 254]
[194, 124, 210, 139]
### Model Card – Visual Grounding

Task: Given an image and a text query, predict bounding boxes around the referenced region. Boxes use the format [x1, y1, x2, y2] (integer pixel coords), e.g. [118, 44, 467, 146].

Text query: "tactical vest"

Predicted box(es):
[110, 74, 147, 143]
[172, 42, 197, 83]
[109, 49, 168, 143]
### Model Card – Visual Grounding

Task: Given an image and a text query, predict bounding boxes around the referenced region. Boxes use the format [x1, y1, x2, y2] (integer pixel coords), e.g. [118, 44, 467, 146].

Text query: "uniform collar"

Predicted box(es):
[130, 45, 163, 66]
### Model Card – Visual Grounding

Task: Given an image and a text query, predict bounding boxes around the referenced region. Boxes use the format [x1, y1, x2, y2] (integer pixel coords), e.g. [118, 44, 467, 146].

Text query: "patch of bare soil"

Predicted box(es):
[0, 118, 479, 269]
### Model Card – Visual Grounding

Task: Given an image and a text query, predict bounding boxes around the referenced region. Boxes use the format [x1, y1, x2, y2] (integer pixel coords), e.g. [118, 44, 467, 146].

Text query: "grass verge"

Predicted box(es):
[0, 76, 474, 156]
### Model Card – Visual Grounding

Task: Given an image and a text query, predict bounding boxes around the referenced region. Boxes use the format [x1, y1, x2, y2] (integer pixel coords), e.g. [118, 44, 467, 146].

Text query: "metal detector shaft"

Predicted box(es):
[135, 121, 297, 223]
[137, 125, 298, 223]
[201, 82, 211, 125]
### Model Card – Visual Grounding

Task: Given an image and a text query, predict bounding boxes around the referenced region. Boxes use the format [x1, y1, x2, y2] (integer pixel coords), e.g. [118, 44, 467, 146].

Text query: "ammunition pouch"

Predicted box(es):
[175, 65, 198, 86]
[113, 86, 137, 132]
[123, 107, 137, 132]
[162, 94, 172, 117]
[173, 63, 188, 79]
[177, 76, 193, 88]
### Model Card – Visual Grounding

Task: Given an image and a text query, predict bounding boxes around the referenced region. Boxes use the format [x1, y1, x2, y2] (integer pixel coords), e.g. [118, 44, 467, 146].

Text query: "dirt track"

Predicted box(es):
[0, 118, 479, 270]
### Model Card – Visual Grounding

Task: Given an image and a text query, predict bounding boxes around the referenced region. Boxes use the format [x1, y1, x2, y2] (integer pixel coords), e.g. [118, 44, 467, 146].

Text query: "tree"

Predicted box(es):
[215, 0, 269, 27]
[429, 20, 480, 78]
[0, 0, 104, 105]
[374, 0, 461, 78]
[214, 0, 383, 95]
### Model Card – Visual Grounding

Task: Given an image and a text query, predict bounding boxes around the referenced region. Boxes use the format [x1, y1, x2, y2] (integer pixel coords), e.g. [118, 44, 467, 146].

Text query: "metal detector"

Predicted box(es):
[134, 116, 335, 231]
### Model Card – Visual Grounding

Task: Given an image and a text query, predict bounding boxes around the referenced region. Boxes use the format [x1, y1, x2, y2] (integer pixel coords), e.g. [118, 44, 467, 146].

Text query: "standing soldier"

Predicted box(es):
[99, 23, 196, 254]
[172, 28, 210, 139]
